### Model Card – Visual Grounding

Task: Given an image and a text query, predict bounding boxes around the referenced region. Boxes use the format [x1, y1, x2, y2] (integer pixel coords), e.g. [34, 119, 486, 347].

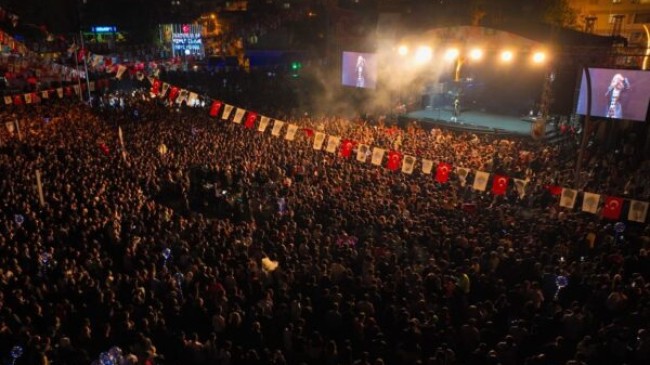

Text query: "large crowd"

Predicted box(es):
[0, 88, 649, 365]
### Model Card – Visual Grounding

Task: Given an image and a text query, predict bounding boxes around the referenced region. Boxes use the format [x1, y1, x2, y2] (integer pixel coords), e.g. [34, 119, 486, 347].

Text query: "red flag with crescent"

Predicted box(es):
[244, 112, 257, 129]
[209, 101, 222, 117]
[168, 86, 179, 103]
[340, 139, 355, 158]
[492, 175, 509, 195]
[151, 79, 161, 95]
[435, 162, 452, 183]
[386, 150, 402, 171]
[602, 196, 623, 220]
[13, 94, 23, 105]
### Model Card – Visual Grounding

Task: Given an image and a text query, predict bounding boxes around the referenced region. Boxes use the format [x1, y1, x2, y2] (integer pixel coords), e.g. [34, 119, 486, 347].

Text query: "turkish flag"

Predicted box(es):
[244, 112, 257, 129]
[64, 87, 73, 97]
[98, 142, 110, 156]
[209, 101, 222, 117]
[302, 128, 314, 137]
[492, 175, 509, 195]
[602, 196, 624, 220]
[77, 48, 87, 62]
[435, 162, 452, 183]
[547, 185, 562, 196]
[386, 150, 402, 171]
[151, 79, 161, 95]
[168, 86, 179, 103]
[340, 139, 355, 158]
[13, 95, 23, 105]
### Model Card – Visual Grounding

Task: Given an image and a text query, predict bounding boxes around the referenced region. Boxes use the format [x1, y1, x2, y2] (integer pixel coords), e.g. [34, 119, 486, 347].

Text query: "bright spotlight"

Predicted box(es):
[414, 46, 432, 63]
[444, 48, 460, 61]
[469, 48, 483, 61]
[398, 45, 408, 56]
[500, 50, 514, 63]
[532, 51, 546, 64]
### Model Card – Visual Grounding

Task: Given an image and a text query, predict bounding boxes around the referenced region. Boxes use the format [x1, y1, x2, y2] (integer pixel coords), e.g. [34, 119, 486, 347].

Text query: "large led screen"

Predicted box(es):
[341, 51, 378, 89]
[576, 68, 650, 122]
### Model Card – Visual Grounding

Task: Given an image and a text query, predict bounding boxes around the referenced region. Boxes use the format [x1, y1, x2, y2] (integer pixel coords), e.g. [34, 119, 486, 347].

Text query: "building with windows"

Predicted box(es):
[571, 0, 650, 47]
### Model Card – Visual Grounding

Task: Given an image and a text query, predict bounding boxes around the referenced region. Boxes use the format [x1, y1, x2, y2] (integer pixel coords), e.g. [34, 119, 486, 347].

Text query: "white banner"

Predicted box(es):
[4, 96, 12, 105]
[258, 116, 271, 132]
[24, 93, 32, 104]
[221, 104, 234, 120]
[421, 159, 433, 174]
[271, 120, 285, 137]
[560, 188, 578, 209]
[187, 92, 198, 106]
[472, 171, 489, 191]
[356, 144, 369, 162]
[513, 179, 529, 199]
[325, 136, 340, 153]
[628, 200, 649, 223]
[89, 81, 95, 92]
[457, 167, 470, 187]
[115, 64, 128, 80]
[402, 155, 416, 174]
[56, 88, 64, 98]
[160, 83, 170, 98]
[285, 124, 299, 141]
[313, 132, 326, 150]
[581, 192, 600, 214]
[371, 147, 385, 166]
[41, 90, 49, 99]
[233, 108, 246, 124]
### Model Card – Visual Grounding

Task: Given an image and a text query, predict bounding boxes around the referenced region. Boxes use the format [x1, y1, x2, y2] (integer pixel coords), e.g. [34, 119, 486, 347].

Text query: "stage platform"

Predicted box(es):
[404, 108, 554, 137]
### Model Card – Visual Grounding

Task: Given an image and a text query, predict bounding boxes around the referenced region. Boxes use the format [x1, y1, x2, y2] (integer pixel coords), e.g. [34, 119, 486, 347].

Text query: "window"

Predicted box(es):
[634, 13, 650, 23]
[609, 14, 625, 23]
[611, 0, 621, 4]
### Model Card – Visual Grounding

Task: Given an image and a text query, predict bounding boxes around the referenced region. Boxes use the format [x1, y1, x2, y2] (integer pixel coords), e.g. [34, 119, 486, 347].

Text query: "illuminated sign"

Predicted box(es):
[91, 26, 117, 33]
[160, 24, 204, 57]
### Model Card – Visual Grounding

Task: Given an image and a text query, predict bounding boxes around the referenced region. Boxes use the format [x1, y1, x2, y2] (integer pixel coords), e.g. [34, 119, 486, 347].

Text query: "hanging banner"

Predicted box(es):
[560, 188, 578, 209]
[421, 159, 433, 175]
[285, 124, 299, 141]
[325, 136, 340, 154]
[233, 108, 246, 124]
[371, 147, 385, 166]
[473, 171, 489, 191]
[582, 192, 600, 214]
[271, 120, 285, 137]
[313, 132, 326, 150]
[356, 144, 369, 162]
[402, 155, 416, 174]
[258, 116, 271, 132]
[221, 104, 234, 120]
[628, 200, 648, 223]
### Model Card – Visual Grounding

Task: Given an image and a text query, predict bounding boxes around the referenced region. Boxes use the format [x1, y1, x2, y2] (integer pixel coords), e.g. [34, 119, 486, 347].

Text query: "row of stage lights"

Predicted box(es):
[397, 45, 548, 65]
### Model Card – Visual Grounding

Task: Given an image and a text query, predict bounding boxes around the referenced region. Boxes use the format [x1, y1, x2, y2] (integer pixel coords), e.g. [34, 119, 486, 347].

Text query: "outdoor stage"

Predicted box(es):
[403, 107, 555, 137]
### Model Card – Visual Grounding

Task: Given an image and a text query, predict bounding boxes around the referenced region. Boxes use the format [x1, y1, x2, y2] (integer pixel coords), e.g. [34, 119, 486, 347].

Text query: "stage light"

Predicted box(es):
[398, 45, 408, 56]
[500, 50, 514, 63]
[444, 48, 460, 61]
[469, 48, 483, 61]
[532, 51, 546, 64]
[414, 46, 432, 63]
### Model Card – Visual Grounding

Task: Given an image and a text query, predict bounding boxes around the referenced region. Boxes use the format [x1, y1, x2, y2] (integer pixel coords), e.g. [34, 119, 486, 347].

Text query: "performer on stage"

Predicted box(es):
[451, 97, 460, 122]
[355, 55, 366, 88]
[605, 73, 630, 119]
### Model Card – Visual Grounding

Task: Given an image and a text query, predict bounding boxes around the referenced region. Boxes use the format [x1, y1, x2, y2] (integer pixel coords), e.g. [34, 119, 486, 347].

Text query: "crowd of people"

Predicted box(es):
[0, 87, 649, 365]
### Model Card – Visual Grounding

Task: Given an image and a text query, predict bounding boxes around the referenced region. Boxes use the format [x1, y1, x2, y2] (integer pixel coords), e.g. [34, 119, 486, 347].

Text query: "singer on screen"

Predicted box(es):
[355, 55, 366, 88]
[605, 73, 630, 119]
